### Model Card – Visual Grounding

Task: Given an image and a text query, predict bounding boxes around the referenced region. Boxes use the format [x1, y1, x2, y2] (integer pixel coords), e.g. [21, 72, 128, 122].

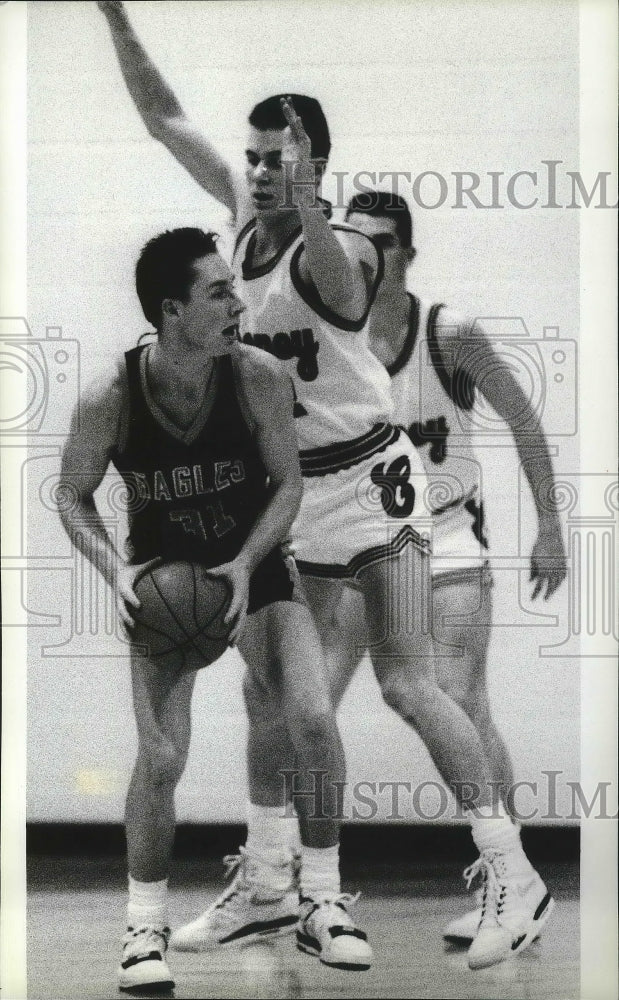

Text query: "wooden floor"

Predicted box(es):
[27, 861, 579, 1000]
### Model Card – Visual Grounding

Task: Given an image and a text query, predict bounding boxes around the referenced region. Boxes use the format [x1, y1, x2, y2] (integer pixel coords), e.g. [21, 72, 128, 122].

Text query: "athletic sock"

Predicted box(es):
[245, 803, 296, 893]
[299, 844, 341, 899]
[127, 875, 168, 930]
[468, 802, 534, 877]
[245, 802, 297, 861]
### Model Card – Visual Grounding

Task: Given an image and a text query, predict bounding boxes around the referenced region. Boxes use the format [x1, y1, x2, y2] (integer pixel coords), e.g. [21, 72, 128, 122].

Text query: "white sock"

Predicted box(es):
[300, 845, 341, 899]
[246, 802, 296, 863]
[468, 802, 534, 876]
[127, 875, 168, 930]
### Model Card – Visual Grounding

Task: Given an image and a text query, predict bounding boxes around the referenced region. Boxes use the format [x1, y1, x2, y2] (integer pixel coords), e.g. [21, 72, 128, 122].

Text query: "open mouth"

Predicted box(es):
[221, 324, 240, 341]
[252, 190, 275, 203]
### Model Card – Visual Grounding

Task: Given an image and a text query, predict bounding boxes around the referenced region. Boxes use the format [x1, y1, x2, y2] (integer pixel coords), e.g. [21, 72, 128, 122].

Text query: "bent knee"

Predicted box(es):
[440, 674, 492, 731]
[380, 675, 437, 719]
[291, 710, 337, 749]
[138, 739, 187, 788]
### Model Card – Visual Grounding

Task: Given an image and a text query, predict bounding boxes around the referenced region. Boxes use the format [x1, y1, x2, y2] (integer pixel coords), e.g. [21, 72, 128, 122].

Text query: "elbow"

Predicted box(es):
[145, 115, 167, 142]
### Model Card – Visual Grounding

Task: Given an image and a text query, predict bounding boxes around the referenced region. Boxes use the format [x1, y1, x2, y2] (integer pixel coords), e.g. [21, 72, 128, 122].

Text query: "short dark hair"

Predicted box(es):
[248, 94, 331, 161]
[135, 228, 219, 329]
[346, 191, 414, 249]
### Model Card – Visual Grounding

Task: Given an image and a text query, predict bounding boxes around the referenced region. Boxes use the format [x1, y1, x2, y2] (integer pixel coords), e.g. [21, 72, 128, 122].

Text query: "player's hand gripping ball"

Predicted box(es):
[132, 561, 232, 666]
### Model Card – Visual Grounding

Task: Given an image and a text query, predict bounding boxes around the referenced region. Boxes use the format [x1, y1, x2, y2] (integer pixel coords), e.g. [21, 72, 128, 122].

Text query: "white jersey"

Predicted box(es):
[389, 295, 484, 523]
[232, 220, 393, 453]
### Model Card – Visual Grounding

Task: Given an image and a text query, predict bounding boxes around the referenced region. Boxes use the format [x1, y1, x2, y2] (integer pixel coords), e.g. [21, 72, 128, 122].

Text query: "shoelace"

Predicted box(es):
[122, 925, 169, 952]
[208, 850, 249, 911]
[309, 892, 362, 928]
[463, 849, 508, 927]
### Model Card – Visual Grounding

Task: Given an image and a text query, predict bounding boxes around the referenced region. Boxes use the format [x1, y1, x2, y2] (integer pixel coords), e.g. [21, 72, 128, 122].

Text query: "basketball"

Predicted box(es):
[132, 560, 232, 665]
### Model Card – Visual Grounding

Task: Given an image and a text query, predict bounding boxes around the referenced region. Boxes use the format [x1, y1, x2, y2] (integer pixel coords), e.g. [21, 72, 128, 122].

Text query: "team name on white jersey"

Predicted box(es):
[233, 221, 393, 451]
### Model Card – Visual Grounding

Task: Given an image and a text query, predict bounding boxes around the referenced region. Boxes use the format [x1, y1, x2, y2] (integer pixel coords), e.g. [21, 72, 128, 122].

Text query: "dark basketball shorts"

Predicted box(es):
[247, 548, 305, 615]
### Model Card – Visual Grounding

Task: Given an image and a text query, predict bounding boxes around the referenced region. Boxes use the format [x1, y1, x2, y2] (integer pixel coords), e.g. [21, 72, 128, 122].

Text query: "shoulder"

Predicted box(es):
[231, 346, 294, 430]
[232, 343, 289, 383]
[77, 355, 129, 432]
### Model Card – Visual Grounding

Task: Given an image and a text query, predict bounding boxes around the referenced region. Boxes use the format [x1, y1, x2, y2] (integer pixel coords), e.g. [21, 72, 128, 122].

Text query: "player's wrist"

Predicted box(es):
[537, 511, 561, 532]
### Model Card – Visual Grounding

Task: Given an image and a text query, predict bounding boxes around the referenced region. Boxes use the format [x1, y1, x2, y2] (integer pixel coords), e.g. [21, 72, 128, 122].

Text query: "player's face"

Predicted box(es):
[244, 127, 292, 214]
[346, 213, 411, 292]
[179, 253, 245, 354]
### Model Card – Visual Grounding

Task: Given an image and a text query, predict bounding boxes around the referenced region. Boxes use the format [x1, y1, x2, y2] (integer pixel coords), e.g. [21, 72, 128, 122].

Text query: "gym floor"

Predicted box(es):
[26, 827, 579, 1000]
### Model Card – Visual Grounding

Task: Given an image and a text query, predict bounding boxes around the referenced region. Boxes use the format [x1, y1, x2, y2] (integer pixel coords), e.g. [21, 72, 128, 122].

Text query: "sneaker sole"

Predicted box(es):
[118, 979, 175, 994]
[444, 931, 542, 947]
[297, 939, 372, 971]
[171, 916, 297, 952]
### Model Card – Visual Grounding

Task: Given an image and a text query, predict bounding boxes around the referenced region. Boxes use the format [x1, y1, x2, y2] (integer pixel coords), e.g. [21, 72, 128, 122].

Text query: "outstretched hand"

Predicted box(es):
[280, 96, 319, 209]
[529, 519, 567, 600]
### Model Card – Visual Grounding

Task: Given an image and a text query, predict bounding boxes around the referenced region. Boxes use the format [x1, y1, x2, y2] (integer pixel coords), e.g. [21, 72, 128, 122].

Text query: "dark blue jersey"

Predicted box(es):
[111, 346, 269, 568]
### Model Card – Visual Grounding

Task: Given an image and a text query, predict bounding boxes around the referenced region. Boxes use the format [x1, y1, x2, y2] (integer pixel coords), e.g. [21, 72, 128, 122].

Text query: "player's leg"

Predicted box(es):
[303, 578, 368, 707]
[432, 570, 514, 812]
[119, 639, 196, 992]
[172, 559, 372, 969]
[358, 544, 553, 969]
[256, 599, 371, 970]
[431, 569, 515, 946]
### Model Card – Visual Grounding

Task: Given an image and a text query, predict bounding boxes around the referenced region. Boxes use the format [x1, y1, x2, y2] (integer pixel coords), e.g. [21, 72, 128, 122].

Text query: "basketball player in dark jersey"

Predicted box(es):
[58, 228, 372, 992]
[95, 1, 554, 972]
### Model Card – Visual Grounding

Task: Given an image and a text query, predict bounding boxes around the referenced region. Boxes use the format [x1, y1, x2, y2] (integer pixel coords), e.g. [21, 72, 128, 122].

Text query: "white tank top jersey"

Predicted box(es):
[232, 220, 393, 453]
[388, 295, 482, 517]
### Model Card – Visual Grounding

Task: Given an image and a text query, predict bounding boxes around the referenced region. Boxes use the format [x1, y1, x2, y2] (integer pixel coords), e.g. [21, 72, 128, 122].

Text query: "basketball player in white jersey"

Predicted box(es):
[98, 1, 555, 970]
[334, 191, 567, 943]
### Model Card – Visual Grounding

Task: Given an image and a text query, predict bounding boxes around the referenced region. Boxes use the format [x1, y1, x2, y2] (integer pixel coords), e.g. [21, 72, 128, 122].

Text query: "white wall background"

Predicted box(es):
[23, 0, 581, 823]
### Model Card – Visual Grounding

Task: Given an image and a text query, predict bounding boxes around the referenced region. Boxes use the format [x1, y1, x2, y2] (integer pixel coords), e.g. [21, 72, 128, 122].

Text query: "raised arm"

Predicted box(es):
[440, 316, 568, 600]
[281, 98, 381, 321]
[97, 1, 238, 215]
[58, 371, 157, 630]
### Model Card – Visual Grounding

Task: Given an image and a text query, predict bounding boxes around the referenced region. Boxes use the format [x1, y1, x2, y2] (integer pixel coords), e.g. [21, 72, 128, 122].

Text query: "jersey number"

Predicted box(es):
[291, 382, 307, 418]
[169, 502, 235, 541]
[407, 416, 449, 465]
[370, 455, 416, 519]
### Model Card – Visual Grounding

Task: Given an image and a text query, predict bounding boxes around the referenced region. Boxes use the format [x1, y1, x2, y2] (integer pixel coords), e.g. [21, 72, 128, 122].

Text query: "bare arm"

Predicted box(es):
[97, 1, 238, 215]
[58, 372, 157, 628]
[281, 97, 378, 319]
[207, 355, 302, 640]
[444, 318, 567, 599]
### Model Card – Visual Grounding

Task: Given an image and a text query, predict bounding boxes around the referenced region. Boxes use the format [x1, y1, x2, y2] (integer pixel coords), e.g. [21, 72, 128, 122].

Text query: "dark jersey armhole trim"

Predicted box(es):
[228, 352, 259, 438]
[233, 218, 257, 260]
[114, 346, 145, 457]
[387, 294, 420, 378]
[288, 225, 384, 333]
[426, 304, 476, 412]
[241, 225, 303, 281]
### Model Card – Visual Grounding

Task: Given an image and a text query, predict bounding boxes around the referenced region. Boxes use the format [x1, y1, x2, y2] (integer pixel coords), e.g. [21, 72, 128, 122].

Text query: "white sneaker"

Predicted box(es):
[117, 925, 174, 992]
[170, 849, 298, 952]
[465, 849, 554, 970]
[442, 888, 484, 944]
[296, 893, 373, 971]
